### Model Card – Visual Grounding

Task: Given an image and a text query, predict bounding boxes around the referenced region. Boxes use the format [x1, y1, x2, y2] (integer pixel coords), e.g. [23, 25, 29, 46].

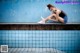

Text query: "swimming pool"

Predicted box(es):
[0, 30, 80, 53]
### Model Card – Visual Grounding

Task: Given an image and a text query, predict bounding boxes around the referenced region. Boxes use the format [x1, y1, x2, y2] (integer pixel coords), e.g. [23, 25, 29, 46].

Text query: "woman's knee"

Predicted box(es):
[52, 14, 56, 17]
[58, 17, 64, 23]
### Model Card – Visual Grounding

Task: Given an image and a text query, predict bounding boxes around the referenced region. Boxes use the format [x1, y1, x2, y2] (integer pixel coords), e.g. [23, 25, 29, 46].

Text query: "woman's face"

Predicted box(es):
[50, 7, 55, 11]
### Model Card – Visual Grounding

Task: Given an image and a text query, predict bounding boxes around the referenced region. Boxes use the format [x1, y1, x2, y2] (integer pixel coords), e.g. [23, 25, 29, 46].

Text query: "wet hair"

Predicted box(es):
[47, 4, 55, 10]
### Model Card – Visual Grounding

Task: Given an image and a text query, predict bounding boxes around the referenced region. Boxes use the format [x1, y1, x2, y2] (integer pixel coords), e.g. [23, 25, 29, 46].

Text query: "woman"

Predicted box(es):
[38, 4, 67, 23]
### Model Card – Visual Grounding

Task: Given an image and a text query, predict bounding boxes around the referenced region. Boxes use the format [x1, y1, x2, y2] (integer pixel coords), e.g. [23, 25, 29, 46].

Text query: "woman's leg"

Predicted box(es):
[44, 14, 57, 22]
[38, 14, 58, 23]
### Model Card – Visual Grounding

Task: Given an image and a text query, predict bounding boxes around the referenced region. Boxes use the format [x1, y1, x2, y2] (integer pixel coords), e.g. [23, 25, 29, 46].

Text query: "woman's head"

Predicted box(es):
[47, 4, 55, 11]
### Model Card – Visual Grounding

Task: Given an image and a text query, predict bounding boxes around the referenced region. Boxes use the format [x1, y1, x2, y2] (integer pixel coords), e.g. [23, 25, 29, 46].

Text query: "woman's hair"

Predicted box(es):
[47, 4, 55, 10]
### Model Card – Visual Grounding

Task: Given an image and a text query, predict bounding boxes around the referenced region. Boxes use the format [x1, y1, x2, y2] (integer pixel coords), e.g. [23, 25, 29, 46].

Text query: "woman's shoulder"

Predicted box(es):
[55, 8, 61, 14]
